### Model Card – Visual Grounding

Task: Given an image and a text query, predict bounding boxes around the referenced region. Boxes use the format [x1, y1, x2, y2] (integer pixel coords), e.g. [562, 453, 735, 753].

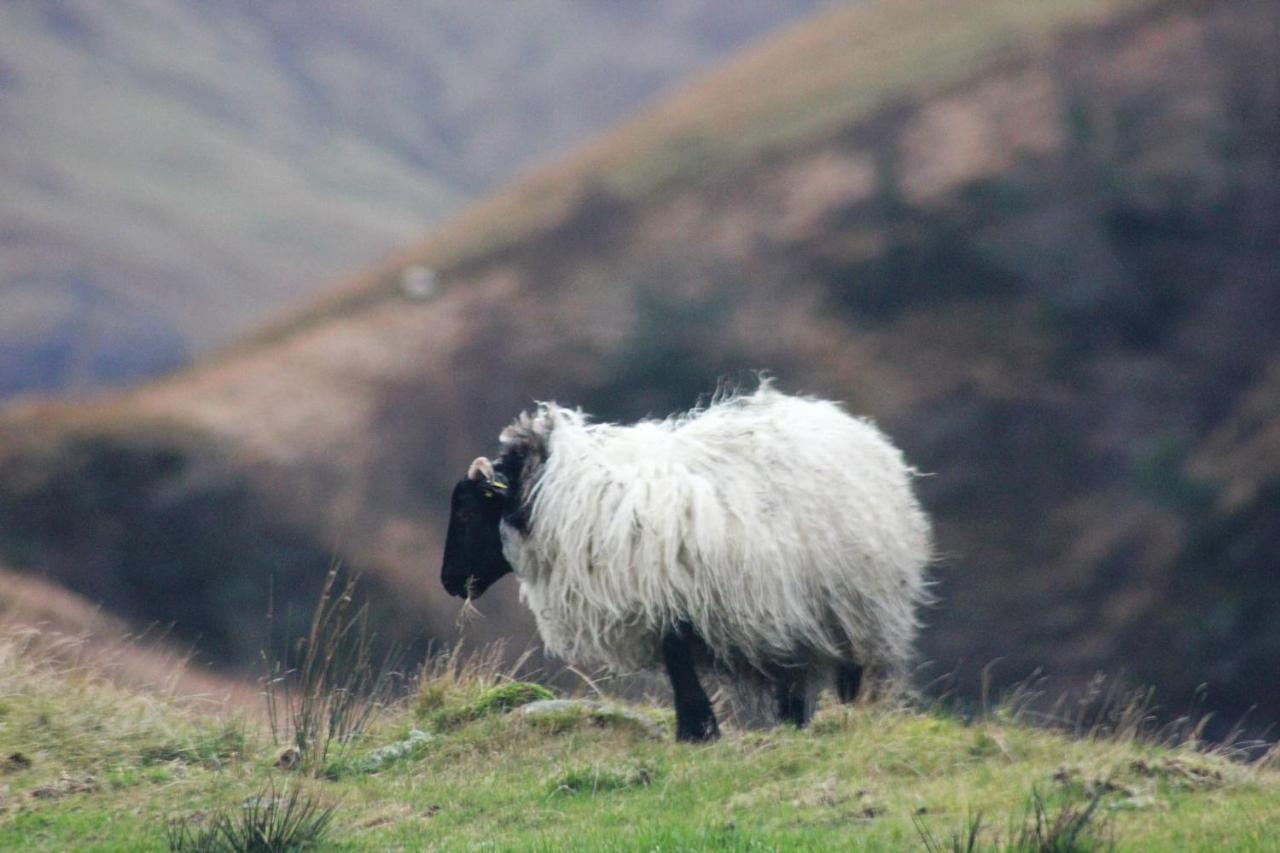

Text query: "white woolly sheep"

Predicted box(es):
[440, 381, 932, 740]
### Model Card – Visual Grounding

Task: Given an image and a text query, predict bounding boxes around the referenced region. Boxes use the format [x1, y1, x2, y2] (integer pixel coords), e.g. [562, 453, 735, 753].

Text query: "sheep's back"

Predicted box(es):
[508, 389, 931, 672]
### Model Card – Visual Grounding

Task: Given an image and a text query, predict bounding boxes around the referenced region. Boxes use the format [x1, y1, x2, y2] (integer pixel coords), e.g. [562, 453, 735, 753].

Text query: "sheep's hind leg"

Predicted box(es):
[836, 663, 863, 704]
[775, 672, 812, 728]
[661, 624, 719, 742]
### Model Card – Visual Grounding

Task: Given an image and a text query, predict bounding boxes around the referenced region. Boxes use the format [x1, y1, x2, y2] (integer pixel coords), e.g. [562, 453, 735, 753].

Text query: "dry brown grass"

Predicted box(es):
[0, 624, 248, 784]
[263, 567, 404, 775]
[0, 566, 254, 707]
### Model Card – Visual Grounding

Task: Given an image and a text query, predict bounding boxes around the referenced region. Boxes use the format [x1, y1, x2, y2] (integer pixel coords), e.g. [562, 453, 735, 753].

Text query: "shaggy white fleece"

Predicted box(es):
[498, 382, 932, 685]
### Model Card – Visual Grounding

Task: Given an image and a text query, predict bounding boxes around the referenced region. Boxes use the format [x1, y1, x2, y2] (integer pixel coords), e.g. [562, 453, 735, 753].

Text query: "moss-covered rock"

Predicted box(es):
[520, 698, 664, 738]
[423, 681, 555, 731]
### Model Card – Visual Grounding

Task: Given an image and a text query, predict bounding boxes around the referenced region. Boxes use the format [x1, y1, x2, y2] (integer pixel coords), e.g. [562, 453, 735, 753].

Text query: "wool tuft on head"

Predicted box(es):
[467, 456, 495, 482]
[498, 404, 558, 464]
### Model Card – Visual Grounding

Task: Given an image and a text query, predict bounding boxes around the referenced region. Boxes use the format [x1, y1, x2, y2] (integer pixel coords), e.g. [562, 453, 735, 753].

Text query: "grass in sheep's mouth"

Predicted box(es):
[3, 630, 1278, 851]
[455, 593, 485, 631]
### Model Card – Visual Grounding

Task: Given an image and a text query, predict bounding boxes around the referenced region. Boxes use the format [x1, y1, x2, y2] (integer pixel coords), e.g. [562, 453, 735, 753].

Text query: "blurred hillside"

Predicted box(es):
[0, 0, 1277, 736]
[0, 563, 248, 703]
[0, 0, 823, 396]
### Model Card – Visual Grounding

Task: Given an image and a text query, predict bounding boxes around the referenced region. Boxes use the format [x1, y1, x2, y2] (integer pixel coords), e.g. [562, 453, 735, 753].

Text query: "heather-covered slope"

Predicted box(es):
[1, 0, 1277, 734]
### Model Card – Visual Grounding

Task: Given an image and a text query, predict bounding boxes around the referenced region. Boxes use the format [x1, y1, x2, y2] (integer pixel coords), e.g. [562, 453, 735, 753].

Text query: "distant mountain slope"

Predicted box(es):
[1, 0, 1277, 734]
[0, 0, 823, 396]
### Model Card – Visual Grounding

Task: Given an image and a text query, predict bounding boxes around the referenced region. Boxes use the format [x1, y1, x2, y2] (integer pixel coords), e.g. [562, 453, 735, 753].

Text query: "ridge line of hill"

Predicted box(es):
[143, 0, 1170, 380]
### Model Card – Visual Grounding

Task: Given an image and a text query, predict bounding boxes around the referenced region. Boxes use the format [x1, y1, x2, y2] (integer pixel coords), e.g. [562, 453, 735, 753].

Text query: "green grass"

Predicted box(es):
[417, 680, 555, 733]
[1, 631, 1277, 851]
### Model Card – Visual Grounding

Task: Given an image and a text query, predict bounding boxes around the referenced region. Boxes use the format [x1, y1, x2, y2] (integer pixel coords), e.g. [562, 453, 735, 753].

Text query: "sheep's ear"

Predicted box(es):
[467, 457, 495, 482]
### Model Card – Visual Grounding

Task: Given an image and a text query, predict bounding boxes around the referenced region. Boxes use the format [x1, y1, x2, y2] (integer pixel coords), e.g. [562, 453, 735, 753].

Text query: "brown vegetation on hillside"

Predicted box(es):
[1, 0, 1276, 736]
[0, 566, 251, 704]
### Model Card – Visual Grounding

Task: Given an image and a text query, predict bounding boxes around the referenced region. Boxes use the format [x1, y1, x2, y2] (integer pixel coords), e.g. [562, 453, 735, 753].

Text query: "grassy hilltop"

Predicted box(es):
[1, 624, 1277, 851]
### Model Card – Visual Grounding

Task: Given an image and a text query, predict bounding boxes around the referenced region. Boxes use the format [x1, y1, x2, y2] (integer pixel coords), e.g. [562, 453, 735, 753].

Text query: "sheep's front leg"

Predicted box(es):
[661, 625, 719, 742]
[836, 663, 863, 704]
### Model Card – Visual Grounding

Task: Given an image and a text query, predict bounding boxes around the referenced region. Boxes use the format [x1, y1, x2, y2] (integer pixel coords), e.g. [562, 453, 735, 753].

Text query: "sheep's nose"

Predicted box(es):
[445, 574, 480, 598]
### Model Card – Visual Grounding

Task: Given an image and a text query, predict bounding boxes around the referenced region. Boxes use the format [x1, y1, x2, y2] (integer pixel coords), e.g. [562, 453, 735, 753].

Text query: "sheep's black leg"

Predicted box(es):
[661, 624, 719, 742]
[775, 675, 812, 728]
[836, 663, 863, 704]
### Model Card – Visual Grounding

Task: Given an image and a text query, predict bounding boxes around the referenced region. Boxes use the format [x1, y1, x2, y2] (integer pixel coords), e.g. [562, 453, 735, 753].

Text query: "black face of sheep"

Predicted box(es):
[440, 457, 514, 600]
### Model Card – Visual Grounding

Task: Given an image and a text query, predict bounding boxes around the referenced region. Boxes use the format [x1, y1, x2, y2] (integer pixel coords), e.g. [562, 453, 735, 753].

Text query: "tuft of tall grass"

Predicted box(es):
[166, 779, 338, 852]
[1010, 789, 1112, 852]
[412, 642, 541, 726]
[915, 809, 986, 853]
[262, 567, 402, 775]
[968, 669, 1245, 756]
[914, 788, 1112, 852]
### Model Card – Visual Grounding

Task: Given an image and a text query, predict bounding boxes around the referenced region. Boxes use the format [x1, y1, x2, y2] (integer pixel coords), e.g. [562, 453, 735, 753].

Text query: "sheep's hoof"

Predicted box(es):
[675, 716, 720, 743]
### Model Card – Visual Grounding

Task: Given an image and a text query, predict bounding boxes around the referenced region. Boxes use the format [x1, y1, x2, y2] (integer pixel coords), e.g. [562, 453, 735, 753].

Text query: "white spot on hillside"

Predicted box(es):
[398, 265, 438, 300]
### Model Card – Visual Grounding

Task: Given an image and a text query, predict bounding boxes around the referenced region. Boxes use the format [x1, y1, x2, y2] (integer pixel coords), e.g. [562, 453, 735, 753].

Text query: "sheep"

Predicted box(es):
[440, 381, 932, 741]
